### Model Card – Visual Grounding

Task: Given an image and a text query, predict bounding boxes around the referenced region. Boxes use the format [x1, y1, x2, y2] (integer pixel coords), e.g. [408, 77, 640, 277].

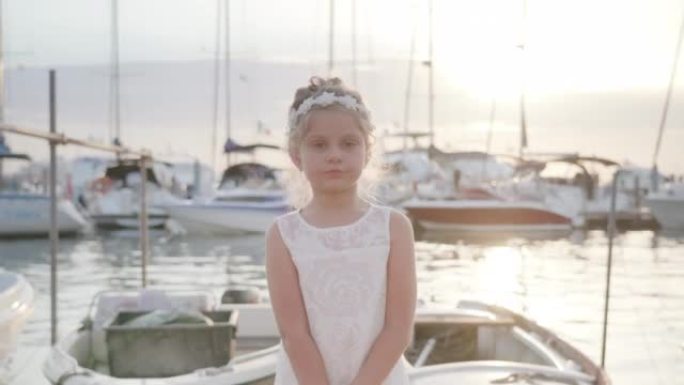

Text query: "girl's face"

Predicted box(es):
[292, 109, 368, 195]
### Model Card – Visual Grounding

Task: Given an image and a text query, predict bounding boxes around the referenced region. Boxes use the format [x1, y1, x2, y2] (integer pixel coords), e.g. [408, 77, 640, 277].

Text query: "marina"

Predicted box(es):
[2, 229, 683, 384]
[1, 0, 683, 383]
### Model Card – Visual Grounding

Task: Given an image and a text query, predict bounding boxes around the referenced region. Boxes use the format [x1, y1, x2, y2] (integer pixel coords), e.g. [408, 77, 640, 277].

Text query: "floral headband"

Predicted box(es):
[288, 91, 370, 130]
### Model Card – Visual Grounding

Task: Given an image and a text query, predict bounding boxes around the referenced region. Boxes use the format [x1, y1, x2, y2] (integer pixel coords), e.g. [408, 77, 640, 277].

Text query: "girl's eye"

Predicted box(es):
[311, 141, 326, 149]
[343, 140, 359, 147]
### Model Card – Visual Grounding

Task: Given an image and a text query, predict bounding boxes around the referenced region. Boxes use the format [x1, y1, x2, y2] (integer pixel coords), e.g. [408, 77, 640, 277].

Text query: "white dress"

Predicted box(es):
[273, 203, 411, 385]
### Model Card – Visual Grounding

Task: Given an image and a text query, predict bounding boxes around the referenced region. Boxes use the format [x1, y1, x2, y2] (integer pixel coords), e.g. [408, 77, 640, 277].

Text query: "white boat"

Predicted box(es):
[84, 159, 186, 230]
[646, 182, 684, 230]
[43, 290, 608, 385]
[162, 163, 290, 234]
[0, 138, 87, 236]
[0, 271, 34, 383]
[0, 192, 87, 236]
[43, 289, 282, 385]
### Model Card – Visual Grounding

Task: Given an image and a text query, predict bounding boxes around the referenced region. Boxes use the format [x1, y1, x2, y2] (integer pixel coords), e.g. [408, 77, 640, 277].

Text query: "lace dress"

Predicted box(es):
[273, 203, 411, 385]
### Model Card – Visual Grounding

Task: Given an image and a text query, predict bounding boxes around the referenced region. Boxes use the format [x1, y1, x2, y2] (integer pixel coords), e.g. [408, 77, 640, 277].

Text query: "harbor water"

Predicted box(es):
[1, 228, 682, 384]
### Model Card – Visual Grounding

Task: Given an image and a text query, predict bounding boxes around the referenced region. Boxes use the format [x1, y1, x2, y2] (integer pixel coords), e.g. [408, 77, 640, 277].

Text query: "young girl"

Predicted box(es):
[266, 77, 417, 385]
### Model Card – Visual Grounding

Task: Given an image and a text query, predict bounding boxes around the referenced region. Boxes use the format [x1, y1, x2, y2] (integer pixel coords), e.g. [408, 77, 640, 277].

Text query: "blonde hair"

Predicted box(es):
[284, 76, 382, 209]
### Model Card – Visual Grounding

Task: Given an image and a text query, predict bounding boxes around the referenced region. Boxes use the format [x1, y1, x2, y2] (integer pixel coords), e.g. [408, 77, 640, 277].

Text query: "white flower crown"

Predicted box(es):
[288, 91, 369, 130]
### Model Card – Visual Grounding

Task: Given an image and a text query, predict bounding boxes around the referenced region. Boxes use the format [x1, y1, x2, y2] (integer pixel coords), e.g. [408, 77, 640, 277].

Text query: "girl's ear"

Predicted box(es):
[290, 150, 302, 171]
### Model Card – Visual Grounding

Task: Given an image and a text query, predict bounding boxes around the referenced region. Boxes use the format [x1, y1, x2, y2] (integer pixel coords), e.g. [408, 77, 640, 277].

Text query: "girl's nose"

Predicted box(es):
[326, 147, 342, 163]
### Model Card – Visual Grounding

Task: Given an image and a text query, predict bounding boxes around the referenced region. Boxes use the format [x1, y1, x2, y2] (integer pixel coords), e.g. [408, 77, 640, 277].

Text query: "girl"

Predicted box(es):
[266, 77, 417, 385]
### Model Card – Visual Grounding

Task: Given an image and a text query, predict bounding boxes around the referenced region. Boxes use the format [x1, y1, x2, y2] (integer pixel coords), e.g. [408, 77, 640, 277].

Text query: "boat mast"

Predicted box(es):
[0, 0, 4, 181]
[210, 0, 221, 174]
[652, 4, 684, 189]
[110, 0, 121, 149]
[518, 0, 528, 160]
[0, 0, 4, 126]
[351, 0, 357, 86]
[224, 0, 232, 168]
[427, 0, 434, 148]
[328, 0, 335, 76]
[403, 11, 418, 153]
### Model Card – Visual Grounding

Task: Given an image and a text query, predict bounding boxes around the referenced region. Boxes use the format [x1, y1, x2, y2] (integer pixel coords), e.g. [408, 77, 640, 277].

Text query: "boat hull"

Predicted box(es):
[0, 193, 86, 236]
[163, 202, 289, 234]
[403, 199, 574, 232]
[90, 213, 168, 230]
[646, 196, 684, 229]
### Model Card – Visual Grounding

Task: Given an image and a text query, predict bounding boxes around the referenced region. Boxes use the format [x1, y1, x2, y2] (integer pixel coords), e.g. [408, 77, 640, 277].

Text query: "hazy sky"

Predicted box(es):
[3, 0, 684, 173]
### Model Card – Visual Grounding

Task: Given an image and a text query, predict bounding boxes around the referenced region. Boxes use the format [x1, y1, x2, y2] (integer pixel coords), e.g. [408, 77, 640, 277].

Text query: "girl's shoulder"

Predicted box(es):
[384, 206, 413, 234]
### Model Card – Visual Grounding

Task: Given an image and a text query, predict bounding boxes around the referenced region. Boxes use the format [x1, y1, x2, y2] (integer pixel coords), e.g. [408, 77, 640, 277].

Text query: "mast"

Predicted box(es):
[427, 0, 434, 147]
[0, 0, 5, 125]
[518, 0, 528, 159]
[652, 5, 684, 178]
[210, 0, 221, 173]
[110, 0, 121, 147]
[328, 0, 335, 76]
[224, 0, 232, 167]
[403, 13, 418, 152]
[351, 0, 357, 86]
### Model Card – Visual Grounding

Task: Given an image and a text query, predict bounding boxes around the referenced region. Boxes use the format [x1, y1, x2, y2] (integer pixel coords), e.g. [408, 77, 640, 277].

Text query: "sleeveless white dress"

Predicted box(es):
[273, 203, 411, 385]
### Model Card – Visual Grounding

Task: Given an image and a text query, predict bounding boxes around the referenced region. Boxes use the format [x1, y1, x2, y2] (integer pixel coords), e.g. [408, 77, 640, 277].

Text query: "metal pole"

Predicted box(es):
[49, 69, 58, 345]
[601, 169, 621, 368]
[139, 156, 149, 287]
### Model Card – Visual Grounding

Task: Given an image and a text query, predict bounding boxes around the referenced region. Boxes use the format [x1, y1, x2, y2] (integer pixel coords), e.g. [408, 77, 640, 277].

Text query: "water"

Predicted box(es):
[1, 229, 683, 384]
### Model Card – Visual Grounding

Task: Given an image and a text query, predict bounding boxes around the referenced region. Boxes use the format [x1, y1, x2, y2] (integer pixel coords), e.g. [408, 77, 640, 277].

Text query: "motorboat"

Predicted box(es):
[43, 289, 609, 385]
[162, 140, 290, 234]
[403, 158, 582, 233]
[162, 163, 289, 234]
[84, 159, 186, 230]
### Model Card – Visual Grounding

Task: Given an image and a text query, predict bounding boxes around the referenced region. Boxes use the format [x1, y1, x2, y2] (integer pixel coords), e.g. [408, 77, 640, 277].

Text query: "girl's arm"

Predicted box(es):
[265, 223, 331, 385]
[350, 211, 417, 385]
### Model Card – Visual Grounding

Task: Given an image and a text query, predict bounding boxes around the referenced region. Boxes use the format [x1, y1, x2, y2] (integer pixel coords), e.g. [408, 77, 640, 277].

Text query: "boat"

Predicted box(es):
[404, 197, 578, 233]
[0, 271, 34, 383]
[403, 155, 582, 233]
[407, 301, 609, 385]
[0, 135, 87, 236]
[83, 159, 186, 230]
[43, 289, 282, 385]
[43, 289, 609, 385]
[646, 181, 684, 229]
[161, 142, 290, 234]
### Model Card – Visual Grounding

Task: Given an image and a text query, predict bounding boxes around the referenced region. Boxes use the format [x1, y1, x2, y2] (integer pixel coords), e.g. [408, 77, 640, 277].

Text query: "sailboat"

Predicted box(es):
[399, 1, 581, 233]
[83, 0, 186, 230]
[645, 10, 684, 230]
[160, 2, 288, 234]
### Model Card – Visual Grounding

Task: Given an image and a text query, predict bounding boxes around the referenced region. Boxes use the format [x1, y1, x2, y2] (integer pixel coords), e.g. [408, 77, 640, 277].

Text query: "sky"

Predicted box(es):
[2, 0, 684, 175]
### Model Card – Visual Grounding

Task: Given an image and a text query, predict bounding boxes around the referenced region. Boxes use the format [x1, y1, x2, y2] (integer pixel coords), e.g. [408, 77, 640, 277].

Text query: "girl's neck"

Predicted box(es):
[308, 188, 366, 212]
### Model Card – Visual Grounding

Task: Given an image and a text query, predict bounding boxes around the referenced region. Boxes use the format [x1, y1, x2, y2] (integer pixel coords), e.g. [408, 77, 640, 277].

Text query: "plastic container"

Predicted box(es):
[104, 309, 238, 378]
